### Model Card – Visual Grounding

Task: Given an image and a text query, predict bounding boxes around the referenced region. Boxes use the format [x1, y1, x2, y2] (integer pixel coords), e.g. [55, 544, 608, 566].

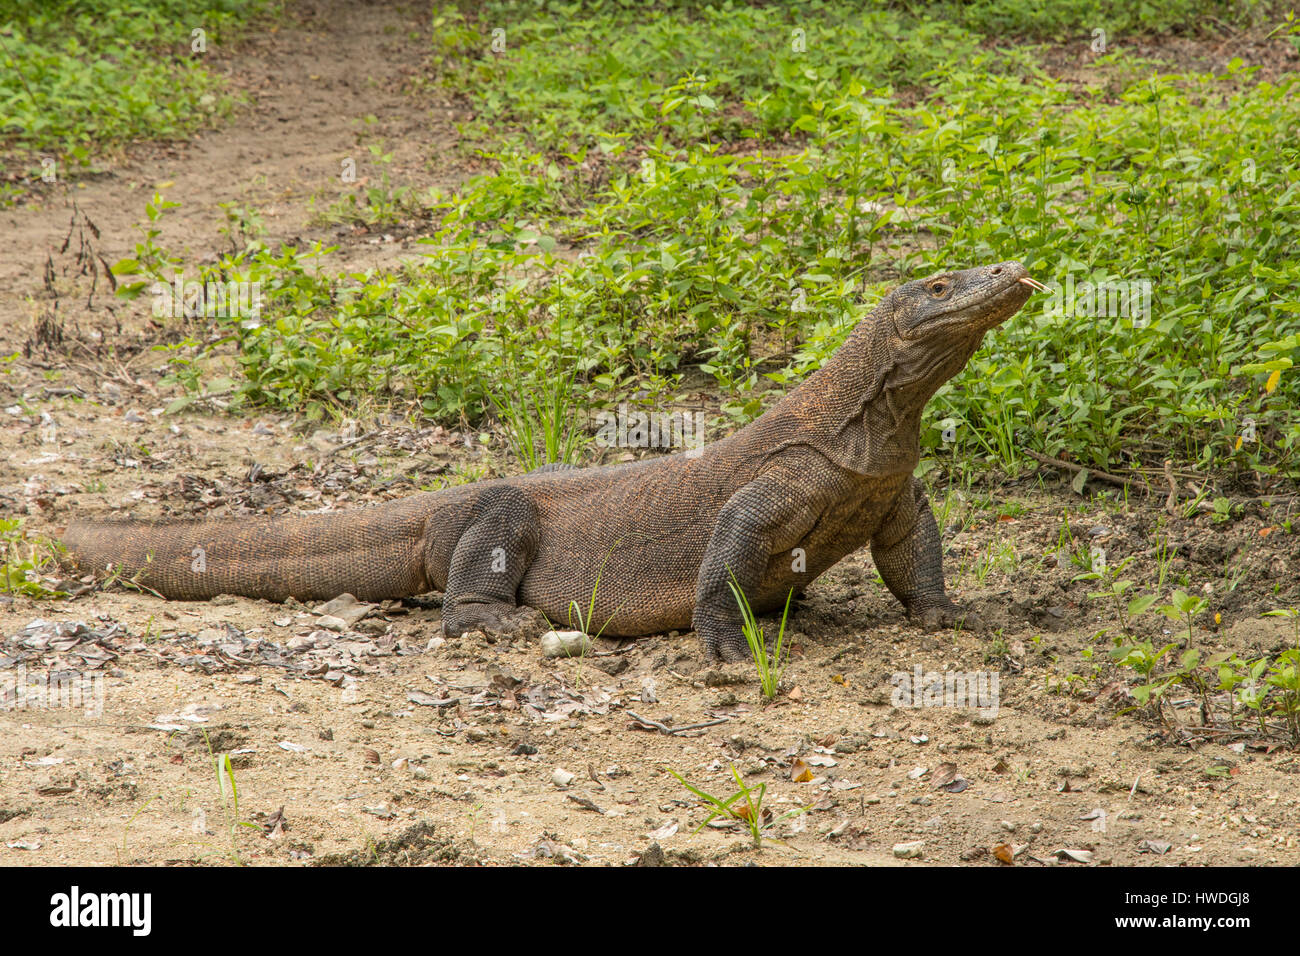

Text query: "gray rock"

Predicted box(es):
[893, 840, 925, 859]
[540, 630, 591, 658]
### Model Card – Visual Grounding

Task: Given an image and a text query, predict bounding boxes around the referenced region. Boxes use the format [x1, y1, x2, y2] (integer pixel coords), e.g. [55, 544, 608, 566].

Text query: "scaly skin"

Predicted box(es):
[64, 261, 1036, 661]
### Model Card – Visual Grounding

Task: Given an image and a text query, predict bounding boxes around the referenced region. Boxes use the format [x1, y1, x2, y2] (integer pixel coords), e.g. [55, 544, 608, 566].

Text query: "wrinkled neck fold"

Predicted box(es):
[731, 302, 984, 477]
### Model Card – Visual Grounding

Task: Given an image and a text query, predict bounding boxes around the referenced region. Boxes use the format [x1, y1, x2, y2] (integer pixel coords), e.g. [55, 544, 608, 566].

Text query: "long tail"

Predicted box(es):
[62, 496, 440, 602]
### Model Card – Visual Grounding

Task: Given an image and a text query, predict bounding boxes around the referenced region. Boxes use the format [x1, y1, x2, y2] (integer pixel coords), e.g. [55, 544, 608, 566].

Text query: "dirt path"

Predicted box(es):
[0, 0, 458, 329]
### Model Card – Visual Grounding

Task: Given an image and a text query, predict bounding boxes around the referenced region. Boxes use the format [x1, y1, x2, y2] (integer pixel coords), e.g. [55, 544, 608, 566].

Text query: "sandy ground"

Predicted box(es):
[2, 0, 1299, 867]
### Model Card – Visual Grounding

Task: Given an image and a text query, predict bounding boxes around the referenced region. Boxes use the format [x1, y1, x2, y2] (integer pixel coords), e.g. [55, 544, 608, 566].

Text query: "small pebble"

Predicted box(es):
[893, 840, 925, 859]
[552, 767, 576, 787]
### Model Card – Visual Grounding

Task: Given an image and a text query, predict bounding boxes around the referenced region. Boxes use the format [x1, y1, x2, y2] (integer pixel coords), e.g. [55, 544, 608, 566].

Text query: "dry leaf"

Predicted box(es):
[1055, 848, 1094, 864]
[931, 762, 959, 787]
[646, 820, 678, 841]
[264, 806, 287, 839]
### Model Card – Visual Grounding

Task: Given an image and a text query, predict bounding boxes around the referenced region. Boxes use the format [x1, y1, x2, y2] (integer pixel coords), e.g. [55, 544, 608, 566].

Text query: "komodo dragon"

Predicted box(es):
[64, 261, 1038, 662]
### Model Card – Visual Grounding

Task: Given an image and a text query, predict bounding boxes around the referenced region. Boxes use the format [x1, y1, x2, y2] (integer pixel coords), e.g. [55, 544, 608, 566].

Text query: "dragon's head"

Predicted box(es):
[878, 261, 1041, 407]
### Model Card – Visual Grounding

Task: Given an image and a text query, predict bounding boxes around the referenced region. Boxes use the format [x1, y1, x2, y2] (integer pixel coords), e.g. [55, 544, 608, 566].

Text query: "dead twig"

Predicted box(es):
[325, 430, 380, 457]
[1164, 460, 1178, 515]
[625, 710, 730, 736]
[1022, 448, 1135, 489]
[65, 360, 144, 392]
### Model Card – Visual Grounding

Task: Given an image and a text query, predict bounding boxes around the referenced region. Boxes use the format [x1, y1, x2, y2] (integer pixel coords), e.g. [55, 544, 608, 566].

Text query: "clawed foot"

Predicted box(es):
[909, 601, 984, 632]
[702, 632, 752, 665]
[443, 603, 548, 642]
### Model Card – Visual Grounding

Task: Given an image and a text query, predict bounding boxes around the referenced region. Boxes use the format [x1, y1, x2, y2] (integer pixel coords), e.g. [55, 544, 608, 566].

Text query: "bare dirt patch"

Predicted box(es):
[0, 0, 461, 324]
[997, 23, 1300, 91]
[2, 5, 1299, 868]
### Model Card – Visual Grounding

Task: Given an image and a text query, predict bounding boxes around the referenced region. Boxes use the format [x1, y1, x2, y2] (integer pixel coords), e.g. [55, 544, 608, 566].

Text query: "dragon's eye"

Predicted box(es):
[928, 280, 949, 296]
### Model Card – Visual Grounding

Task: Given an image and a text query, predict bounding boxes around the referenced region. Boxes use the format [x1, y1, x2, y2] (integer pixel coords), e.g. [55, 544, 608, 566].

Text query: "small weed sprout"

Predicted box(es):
[552, 539, 629, 687]
[168, 730, 265, 866]
[0, 518, 66, 599]
[116, 795, 161, 866]
[727, 569, 793, 699]
[668, 764, 808, 848]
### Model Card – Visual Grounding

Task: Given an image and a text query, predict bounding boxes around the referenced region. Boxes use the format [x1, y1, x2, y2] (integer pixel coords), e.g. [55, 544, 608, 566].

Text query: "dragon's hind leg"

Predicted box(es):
[440, 485, 547, 639]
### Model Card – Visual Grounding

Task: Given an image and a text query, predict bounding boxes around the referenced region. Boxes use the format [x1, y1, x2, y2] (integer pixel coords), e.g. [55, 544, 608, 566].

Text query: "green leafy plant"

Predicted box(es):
[0, 518, 65, 598]
[1110, 639, 1177, 713]
[76, 2, 1300, 488]
[1108, 604, 1300, 747]
[1159, 588, 1209, 648]
[0, 0, 263, 184]
[667, 763, 808, 848]
[111, 191, 184, 296]
[316, 144, 433, 227]
[1076, 556, 1158, 639]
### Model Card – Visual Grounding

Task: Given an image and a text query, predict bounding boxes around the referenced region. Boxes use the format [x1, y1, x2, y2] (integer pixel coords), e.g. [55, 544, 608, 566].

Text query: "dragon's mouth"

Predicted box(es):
[964, 269, 1040, 335]
[984, 272, 1049, 330]
[901, 263, 1044, 341]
